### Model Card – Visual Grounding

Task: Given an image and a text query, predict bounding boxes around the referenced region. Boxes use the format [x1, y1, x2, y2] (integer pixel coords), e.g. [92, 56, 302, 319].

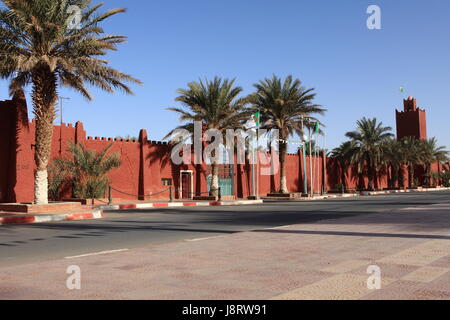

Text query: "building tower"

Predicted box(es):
[395, 96, 427, 140]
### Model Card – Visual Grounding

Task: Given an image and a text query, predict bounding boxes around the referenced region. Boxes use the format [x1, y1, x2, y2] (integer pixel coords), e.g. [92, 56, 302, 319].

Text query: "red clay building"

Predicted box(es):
[0, 94, 447, 203]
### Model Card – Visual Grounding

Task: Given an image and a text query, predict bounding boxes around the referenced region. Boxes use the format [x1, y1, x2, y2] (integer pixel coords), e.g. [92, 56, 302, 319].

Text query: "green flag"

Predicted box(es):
[252, 111, 261, 127]
[314, 121, 320, 134]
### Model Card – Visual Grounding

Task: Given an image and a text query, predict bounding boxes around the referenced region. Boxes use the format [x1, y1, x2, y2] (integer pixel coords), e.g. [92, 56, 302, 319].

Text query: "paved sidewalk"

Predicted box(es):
[0, 203, 449, 300]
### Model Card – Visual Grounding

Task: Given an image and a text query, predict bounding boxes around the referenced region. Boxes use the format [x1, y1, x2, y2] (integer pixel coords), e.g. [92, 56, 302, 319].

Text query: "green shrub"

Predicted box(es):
[48, 143, 121, 200]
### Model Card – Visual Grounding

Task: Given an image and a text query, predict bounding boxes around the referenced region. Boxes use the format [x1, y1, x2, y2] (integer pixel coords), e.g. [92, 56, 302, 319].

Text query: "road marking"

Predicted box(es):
[263, 225, 291, 230]
[65, 249, 129, 259]
[185, 236, 224, 242]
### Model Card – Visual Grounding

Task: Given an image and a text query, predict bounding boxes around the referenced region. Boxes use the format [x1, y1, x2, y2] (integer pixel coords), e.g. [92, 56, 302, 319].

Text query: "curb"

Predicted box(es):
[263, 193, 360, 201]
[0, 209, 103, 226]
[101, 187, 450, 209]
[100, 200, 264, 211]
[360, 187, 450, 196]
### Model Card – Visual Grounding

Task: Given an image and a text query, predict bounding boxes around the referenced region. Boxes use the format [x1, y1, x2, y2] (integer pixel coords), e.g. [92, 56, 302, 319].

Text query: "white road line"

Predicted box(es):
[263, 225, 291, 230]
[65, 249, 129, 259]
[185, 236, 224, 242]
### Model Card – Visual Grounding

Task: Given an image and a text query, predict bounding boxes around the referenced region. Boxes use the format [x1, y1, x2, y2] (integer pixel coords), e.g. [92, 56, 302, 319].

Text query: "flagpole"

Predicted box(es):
[301, 117, 308, 196]
[250, 111, 260, 199]
[316, 145, 319, 196]
[252, 133, 256, 198]
[323, 131, 327, 195]
[256, 109, 260, 199]
[309, 124, 313, 198]
[316, 130, 320, 196]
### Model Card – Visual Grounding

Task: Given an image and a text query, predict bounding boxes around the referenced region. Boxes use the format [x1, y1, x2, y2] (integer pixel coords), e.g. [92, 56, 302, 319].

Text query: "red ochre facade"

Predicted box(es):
[0, 95, 448, 203]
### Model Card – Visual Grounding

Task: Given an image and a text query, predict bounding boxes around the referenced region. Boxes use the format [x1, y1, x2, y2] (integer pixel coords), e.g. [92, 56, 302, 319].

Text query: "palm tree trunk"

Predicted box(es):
[210, 163, 219, 197]
[425, 164, 431, 186]
[391, 165, 399, 189]
[279, 141, 288, 194]
[32, 67, 58, 204]
[367, 160, 375, 191]
[408, 164, 414, 188]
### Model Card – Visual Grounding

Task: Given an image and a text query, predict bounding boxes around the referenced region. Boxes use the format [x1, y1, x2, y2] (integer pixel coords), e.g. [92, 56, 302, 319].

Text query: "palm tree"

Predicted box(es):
[346, 118, 393, 190]
[249, 75, 325, 194]
[399, 137, 422, 188]
[330, 141, 356, 192]
[419, 137, 449, 186]
[49, 143, 121, 200]
[381, 138, 404, 188]
[165, 77, 249, 197]
[0, 0, 141, 204]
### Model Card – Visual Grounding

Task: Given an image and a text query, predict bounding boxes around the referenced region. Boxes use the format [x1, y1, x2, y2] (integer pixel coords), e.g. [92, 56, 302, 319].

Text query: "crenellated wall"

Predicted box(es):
[0, 95, 448, 203]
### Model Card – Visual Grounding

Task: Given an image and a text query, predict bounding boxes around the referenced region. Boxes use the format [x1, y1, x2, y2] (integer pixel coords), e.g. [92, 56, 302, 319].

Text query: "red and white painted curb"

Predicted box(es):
[100, 200, 264, 211]
[0, 209, 103, 226]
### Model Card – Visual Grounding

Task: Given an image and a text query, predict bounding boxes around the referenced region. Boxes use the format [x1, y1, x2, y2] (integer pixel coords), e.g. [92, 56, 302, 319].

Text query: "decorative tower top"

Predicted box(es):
[396, 96, 427, 140]
[403, 96, 418, 112]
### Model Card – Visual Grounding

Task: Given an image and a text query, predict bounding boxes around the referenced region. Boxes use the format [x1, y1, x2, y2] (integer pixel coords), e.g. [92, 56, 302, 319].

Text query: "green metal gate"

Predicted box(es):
[206, 175, 233, 196]
[206, 148, 234, 196]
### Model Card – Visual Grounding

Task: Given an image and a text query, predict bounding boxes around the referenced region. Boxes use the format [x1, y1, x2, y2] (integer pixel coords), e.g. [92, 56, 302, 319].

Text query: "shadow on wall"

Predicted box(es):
[0, 92, 32, 203]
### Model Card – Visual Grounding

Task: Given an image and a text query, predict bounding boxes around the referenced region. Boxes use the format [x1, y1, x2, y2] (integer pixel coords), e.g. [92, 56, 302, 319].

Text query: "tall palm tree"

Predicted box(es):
[381, 138, 404, 188]
[0, 0, 141, 204]
[346, 118, 393, 190]
[249, 75, 325, 194]
[165, 77, 249, 197]
[399, 137, 422, 188]
[419, 137, 449, 186]
[49, 143, 121, 200]
[330, 141, 356, 191]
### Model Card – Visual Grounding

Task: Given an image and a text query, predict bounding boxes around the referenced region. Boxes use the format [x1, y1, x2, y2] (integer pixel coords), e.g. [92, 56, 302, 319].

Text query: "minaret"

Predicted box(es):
[395, 96, 427, 140]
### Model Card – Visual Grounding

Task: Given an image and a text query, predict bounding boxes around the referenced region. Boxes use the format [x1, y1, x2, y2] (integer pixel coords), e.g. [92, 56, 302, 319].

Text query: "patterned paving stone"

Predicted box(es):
[377, 240, 450, 266]
[401, 266, 449, 283]
[271, 273, 398, 300]
[321, 260, 373, 274]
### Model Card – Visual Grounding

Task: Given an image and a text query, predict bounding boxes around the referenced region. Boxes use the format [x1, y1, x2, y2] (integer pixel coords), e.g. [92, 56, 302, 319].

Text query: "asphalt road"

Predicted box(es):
[1, 191, 449, 267]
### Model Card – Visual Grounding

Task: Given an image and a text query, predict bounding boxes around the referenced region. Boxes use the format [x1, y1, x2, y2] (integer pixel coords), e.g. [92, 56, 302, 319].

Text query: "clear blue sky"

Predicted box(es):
[1, 0, 450, 150]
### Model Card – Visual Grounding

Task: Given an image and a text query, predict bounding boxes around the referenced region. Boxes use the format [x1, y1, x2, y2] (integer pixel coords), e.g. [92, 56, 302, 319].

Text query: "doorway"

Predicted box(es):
[180, 171, 193, 199]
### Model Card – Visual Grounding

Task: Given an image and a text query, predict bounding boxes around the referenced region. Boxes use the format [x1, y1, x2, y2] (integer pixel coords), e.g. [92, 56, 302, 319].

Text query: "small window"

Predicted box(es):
[162, 178, 172, 186]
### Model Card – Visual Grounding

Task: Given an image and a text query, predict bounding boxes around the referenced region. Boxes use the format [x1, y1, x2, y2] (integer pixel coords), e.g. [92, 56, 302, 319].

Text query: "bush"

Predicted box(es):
[48, 143, 121, 200]
[442, 171, 450, 187]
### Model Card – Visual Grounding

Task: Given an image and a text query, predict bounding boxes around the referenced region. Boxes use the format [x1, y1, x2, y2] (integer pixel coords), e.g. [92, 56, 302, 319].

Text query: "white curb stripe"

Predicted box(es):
[135, 203, 154, 209]
[167, 203, 184, 207]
